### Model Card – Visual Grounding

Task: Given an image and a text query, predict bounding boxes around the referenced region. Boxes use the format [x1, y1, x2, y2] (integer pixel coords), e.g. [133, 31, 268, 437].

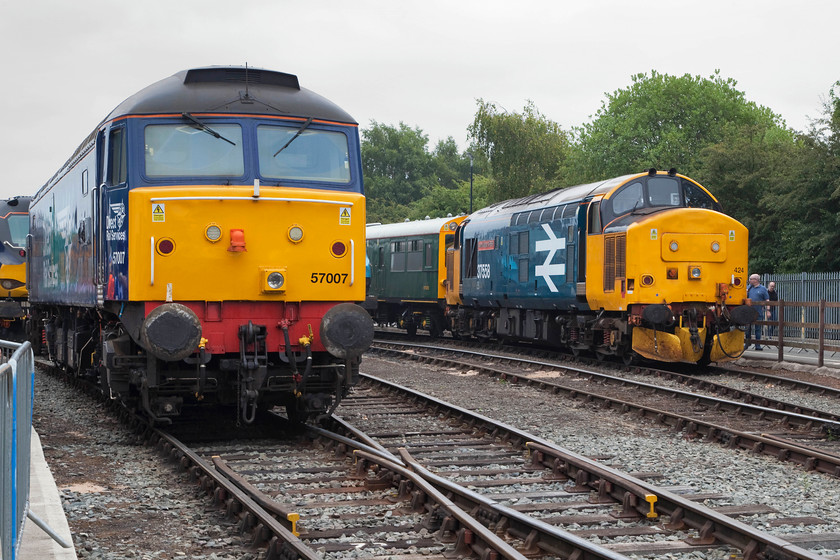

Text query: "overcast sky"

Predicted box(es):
[2, 0, 837, 200]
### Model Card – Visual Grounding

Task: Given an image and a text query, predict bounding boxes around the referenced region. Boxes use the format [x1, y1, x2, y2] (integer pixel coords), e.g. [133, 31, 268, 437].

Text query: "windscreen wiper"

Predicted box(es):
[181, 112, 236, 146]
[273, 117, 313, 157]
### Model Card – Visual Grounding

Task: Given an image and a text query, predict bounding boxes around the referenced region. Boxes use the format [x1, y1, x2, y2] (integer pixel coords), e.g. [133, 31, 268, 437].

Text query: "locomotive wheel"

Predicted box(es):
[621, 350, 638, 366]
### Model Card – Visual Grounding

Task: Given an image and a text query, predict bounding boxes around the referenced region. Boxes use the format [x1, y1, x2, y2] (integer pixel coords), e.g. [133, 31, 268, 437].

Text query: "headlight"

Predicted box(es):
[267, 272, 285, 289]
[690, 266, 702, 279]
[1, 279, 21, 290]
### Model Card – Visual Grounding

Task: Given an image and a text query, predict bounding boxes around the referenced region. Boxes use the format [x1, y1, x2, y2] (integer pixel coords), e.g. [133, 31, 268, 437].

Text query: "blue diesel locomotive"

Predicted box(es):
[28, 66, 373, 424]
[445, 170, 757, 364]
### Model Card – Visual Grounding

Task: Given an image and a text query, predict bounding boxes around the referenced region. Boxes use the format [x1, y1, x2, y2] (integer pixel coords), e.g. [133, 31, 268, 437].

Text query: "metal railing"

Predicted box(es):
[745, 299, 840, 367]
[1, 341, 34, 560]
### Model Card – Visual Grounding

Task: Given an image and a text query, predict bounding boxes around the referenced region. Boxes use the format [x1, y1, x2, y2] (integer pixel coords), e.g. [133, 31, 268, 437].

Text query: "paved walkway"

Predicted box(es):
[17, 428, 76, 560]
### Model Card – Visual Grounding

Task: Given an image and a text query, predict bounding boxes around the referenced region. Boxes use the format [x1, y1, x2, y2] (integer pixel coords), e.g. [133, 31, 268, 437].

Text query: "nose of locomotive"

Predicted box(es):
[320, 303, 374, 359]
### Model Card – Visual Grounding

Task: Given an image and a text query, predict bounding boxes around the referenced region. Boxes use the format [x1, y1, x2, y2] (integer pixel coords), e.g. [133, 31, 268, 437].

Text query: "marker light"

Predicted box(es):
[711, 241, 721, 253]
[205, 224, 222, 242]
[669, 241, 679, 252]
[157, 238, 175, 255]
[331, 241, 347, 257]
[667, 268, 678, 279]
[288, 225, 304, 243]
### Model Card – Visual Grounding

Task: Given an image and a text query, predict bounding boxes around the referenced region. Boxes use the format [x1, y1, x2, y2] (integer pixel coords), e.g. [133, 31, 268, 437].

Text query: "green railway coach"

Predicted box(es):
[366, 216, 466, 336]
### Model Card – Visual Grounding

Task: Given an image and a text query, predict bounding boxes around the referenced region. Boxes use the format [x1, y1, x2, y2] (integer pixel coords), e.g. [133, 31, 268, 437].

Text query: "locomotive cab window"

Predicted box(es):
[7, 215, 28, 247]
[144, 123, 244, 177]
[601, 176, 723, 226]
[258, 125, 350, 184]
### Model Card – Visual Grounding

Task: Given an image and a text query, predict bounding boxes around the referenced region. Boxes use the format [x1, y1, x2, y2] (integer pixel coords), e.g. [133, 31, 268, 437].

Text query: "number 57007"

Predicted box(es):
[310, 272, 348, 284]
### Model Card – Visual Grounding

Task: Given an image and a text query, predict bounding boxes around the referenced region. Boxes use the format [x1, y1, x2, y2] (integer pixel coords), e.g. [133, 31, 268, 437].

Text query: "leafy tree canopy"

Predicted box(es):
[468, 99, 570, 202]
[567, 70, 785, 183]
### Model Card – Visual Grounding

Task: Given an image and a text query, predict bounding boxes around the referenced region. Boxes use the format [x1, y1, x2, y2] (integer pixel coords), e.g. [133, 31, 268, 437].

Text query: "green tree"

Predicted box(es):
[468, 99, 570, 202]
[362, 121, 437, 223]
[409, 175, 493, 220]
[765, 81, 840, 272]
[567, 71, 784, 183]
[698, 124, 797, 272]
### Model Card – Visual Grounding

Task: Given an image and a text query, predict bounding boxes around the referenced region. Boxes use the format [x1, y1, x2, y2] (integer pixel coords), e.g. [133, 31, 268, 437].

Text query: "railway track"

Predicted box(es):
[144, 378, 836, 560]
[368, 339, 840, 477]
[35, 350, 840, 558]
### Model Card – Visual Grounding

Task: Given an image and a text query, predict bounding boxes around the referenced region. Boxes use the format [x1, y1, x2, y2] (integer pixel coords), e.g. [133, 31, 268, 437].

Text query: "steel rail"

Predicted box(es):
[369, 345, 840, 477]
[358, 372, 827, 560]
[371, 340, 840, 429]
[311, 423, 635, 560]
[152, 430, 321, 560]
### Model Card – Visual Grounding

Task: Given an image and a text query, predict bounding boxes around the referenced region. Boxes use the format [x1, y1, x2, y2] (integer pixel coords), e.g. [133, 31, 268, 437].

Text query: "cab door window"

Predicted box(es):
[106, 127, 127, 186]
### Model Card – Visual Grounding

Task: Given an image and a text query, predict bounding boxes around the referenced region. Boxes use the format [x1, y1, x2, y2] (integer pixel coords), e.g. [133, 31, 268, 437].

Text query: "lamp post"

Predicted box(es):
[467, 152, 474, 214]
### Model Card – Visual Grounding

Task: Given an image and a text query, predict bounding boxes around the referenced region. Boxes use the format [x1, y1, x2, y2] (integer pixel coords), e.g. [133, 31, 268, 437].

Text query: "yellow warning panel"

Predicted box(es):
[339, 207, 351, 225]
[152, 203, 165, 222]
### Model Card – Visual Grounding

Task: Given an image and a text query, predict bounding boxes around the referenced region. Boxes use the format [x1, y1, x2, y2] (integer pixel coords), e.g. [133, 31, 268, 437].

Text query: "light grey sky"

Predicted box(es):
[2, 0, 837, 200]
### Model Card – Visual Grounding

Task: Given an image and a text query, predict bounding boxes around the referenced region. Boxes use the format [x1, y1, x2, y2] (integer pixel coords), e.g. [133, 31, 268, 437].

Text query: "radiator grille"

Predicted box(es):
[603, 234, 626, 292]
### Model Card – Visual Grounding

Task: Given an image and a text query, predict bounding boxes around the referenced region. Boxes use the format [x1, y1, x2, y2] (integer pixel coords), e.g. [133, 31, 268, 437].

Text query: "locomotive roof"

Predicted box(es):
[367, 216, 464, 239]
[470, 174, 635, 220]
[105, 66, 357, 124]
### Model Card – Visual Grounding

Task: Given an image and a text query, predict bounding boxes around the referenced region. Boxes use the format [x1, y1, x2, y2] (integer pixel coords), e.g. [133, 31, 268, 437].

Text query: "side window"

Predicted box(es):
[406, 240, 423, 271]
[683, 180, 722, 211]
[81, 169, 89, 196]
[588, 201, 602, 234]
[390, 241, 406, 272]
[107, 127, 127, 186]
[424, 243, 434, 268]
[463, 238, 478, 278]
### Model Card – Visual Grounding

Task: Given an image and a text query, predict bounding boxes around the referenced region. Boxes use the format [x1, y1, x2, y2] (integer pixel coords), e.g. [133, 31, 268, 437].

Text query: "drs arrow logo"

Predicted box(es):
[534, 223, 566, 293]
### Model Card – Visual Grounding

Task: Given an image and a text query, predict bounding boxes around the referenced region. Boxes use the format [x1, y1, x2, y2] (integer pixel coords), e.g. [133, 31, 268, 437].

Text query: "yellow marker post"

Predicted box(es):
[645, 494, 658, 518]
[287, 512, 300, 537]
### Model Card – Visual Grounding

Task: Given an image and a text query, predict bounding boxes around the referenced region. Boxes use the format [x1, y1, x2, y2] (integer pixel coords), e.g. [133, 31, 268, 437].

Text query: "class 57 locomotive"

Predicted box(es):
[28, 67, 373, 424]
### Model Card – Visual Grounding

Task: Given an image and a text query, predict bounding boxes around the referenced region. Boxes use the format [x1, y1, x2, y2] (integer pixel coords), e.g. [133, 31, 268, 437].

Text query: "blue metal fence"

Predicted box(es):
[763, 272, 840, 340]
[1, 341, 34, 560]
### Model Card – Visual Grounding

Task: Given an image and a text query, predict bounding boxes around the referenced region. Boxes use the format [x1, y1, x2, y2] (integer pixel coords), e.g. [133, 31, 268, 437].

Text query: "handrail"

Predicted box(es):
[1, 341, 34, 560]
[746, 299, 840, 367]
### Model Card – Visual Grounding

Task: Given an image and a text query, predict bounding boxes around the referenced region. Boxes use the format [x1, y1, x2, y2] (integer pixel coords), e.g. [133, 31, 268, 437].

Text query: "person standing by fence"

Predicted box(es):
[746, 274, 769, 350]
[767, 281, 779, 336]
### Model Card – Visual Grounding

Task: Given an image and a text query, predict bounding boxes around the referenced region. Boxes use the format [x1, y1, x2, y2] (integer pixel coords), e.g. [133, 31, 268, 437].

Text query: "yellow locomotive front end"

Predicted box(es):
[586, 171, 754, 364]
[129, 185, 366, 309]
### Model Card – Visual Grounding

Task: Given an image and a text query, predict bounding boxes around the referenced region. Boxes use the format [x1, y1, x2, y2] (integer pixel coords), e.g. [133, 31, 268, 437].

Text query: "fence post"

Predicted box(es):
[818, 299, 826, 368]
[777, 300, 784, 363]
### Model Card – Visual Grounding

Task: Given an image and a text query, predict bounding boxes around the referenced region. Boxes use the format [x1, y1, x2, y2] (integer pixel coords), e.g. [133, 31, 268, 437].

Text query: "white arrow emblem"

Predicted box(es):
[534, 223, 566, 293]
